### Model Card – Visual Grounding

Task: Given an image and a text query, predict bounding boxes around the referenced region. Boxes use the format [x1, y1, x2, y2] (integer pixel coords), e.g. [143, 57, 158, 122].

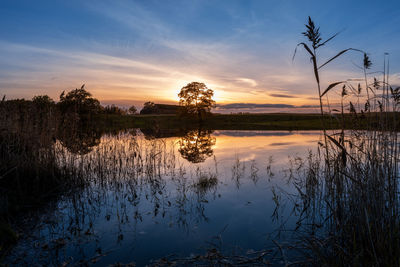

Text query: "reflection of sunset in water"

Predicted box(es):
[199, 130, 322, 167]
[73, 129, 322, 174]
[8, 129, 324, 266]
[212, 130, 321, 149]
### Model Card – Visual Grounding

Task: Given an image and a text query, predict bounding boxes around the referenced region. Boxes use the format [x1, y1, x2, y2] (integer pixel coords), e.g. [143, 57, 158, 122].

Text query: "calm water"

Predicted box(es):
[7, 129, 322, 266]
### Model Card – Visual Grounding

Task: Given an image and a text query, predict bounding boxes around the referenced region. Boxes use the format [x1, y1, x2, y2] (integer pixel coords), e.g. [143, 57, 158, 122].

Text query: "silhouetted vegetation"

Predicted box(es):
[140, 101, 158, 114]
[103, 104, 127, 115]
[0, 86, 133, 237]
[128, 105, 137, 115]
[58, 84, 101, 121]
[32, 95, 55, 109]
[140, 101, 181, 114]
[178, 82, 216, 121]
[271, 16, 400, 266]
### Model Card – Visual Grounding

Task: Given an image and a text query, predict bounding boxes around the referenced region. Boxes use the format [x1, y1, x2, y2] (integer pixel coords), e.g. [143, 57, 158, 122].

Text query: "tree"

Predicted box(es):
[58, 84, 101, 116]
[128, 105, 137, 115]
[178, 82, 215, 121]
[140, 101, 158, 114]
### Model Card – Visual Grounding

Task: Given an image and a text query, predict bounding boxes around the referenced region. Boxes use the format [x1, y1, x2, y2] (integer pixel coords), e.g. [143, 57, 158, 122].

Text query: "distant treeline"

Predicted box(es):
[140, 101, 181, 115]
[1, 85, 182, 118]
[0, 85, 135, 221]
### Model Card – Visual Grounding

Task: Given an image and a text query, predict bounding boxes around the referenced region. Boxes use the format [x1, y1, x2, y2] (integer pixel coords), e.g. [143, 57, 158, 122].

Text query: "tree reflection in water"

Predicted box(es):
[5, 130, 223, 265]
[57, 122, 103, 155]
[178, 129, 216, 163]
[4, 127, 296, 266]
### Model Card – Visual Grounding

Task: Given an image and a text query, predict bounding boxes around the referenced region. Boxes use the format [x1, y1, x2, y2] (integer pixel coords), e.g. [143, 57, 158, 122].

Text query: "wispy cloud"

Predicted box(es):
[269, 93, 298, 98]
[236, 78, 258, 87]
[216, 103, 319, 109]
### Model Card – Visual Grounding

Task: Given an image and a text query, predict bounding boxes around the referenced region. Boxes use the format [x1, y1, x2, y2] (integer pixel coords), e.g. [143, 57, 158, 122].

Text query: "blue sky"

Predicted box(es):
[1, 0, 399, 111]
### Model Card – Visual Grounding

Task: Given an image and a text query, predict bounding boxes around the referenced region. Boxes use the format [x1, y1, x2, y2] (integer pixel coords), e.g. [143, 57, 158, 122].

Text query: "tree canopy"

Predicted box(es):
[178, 82, 215, 121]
[128, 105, 137, 115]
[58, 84, 101, 115]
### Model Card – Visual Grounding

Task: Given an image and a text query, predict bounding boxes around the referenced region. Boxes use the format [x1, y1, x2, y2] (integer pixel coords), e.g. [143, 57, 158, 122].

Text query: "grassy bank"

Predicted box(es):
[132, 113, 328, 130]
[101, 112, 400, 131]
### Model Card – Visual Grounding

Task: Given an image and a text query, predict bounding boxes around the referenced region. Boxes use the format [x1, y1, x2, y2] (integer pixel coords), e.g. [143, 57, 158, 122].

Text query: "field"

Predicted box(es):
[100, 112, 399, 131]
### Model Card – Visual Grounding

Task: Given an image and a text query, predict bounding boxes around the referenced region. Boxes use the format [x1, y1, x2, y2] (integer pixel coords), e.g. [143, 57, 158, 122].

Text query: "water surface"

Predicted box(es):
[7, 129, 322, 266]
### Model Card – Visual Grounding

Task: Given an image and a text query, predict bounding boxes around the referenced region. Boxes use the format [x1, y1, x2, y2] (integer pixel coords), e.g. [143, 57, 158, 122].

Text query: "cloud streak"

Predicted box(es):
[216, 103, 320, 109]
[269, 93, 299, 98]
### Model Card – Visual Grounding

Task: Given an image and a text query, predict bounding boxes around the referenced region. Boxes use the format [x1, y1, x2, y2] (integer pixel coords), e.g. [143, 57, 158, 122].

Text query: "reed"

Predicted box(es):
[280, 17, 400, 266]
[3, 128, 229, 265]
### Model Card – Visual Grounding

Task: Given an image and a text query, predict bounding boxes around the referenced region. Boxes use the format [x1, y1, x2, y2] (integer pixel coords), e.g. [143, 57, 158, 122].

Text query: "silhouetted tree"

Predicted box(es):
[178, 82, 215, 121]
[128, 105, 137, 115]
[178, 129, 215, 163]
[58, 84, 101, 116]
[140, 101, 158, 114]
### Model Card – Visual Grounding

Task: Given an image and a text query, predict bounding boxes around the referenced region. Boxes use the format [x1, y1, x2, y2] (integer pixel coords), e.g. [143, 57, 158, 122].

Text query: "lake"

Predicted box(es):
[5, 129, 323, 266]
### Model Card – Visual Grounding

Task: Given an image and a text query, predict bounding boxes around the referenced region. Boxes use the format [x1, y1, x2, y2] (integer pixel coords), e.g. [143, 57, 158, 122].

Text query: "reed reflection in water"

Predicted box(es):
[6, 129, 322, 266]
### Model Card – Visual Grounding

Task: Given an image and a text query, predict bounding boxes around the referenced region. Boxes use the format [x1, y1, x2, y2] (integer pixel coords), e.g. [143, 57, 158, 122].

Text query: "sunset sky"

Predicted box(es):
[1, 0, 400, 112]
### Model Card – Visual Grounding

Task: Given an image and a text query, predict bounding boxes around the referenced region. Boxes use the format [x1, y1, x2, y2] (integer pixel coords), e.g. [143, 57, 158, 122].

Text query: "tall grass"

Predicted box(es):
[4, 129, 227, 265]
[0, 97, 138, 258]
[0, 97, 138, 217]
[285, 17, 400, 266]
[0, 99, 71, 214]
[0, 98, 77, 257]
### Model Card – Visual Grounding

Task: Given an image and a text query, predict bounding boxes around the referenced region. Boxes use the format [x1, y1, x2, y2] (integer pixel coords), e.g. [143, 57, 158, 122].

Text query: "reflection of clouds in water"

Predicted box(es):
[269, 142, 295, 147]
[7, 129, 324, 266]
[213, 130, 295, 137]
[208, 131, 323, 178]
[234, 153, 257, 163]
[213, 130, 322, 137]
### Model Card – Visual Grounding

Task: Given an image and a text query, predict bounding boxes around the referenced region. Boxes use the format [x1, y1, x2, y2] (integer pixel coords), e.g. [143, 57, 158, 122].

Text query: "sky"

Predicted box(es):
[1, 0, 400, 112]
